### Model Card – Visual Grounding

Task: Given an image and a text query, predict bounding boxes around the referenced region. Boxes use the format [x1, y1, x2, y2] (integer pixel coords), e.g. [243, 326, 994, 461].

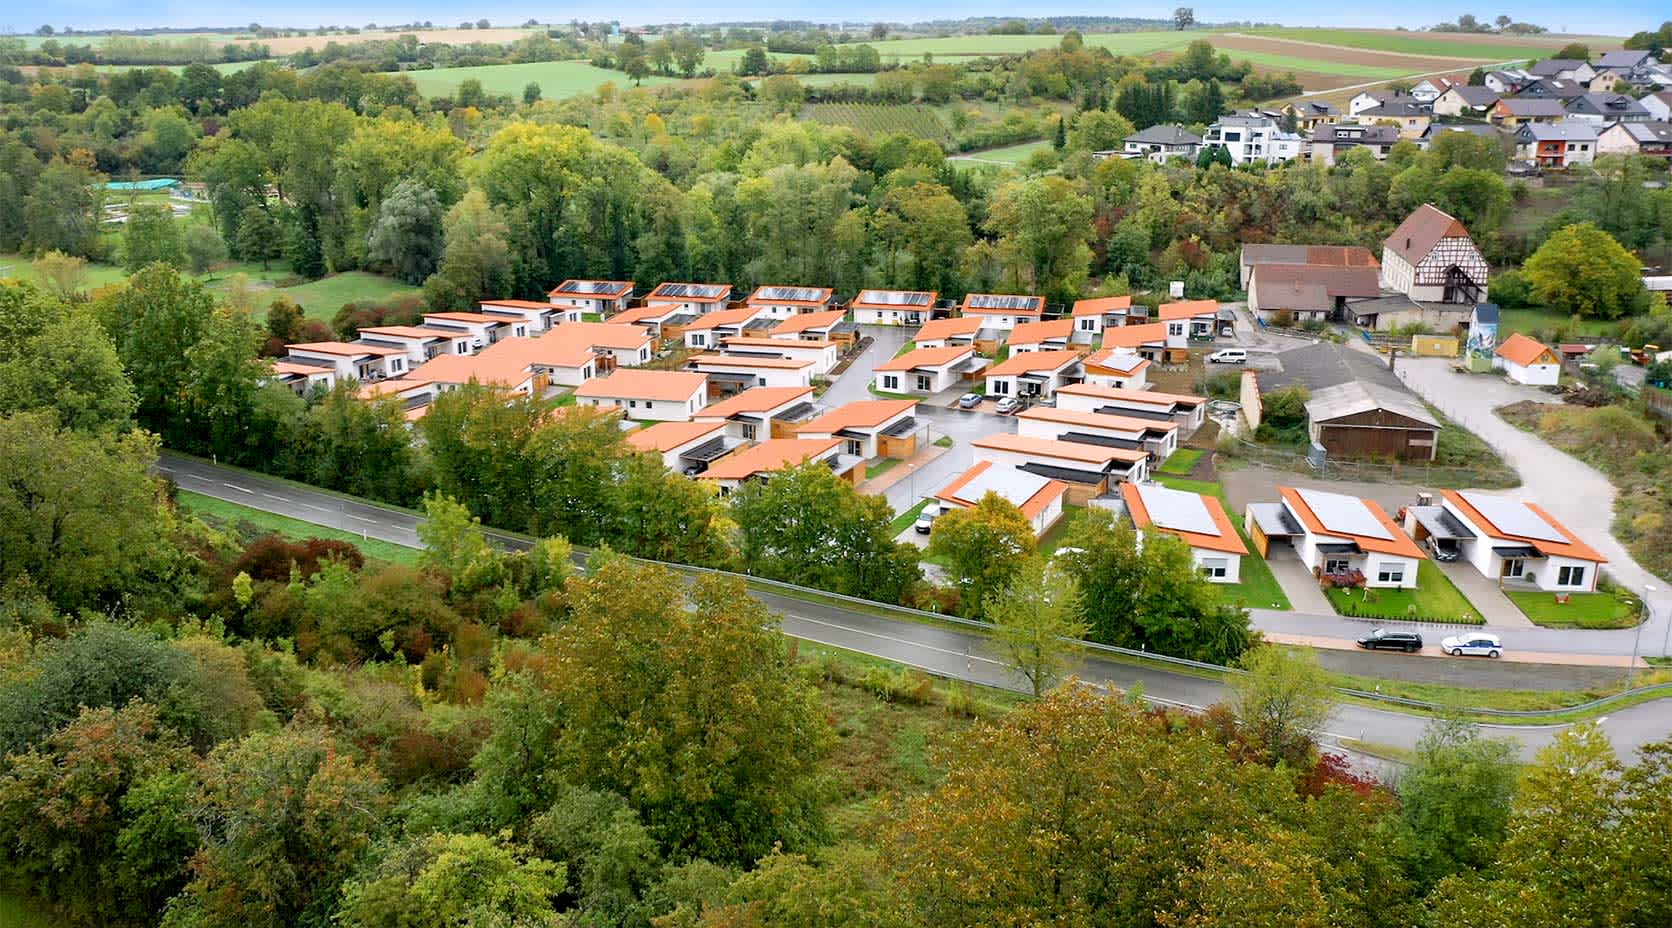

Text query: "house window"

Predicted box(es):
[741, 423, 757, 441]
[628, 400, 637, 409]
[992, 380, 1009, 395]
[691, 334, 705, 346]
[844, 438, 863, 456]
[1168, 323, 1184, 337]
[915, 374, 932, 391]
[515, 326, 526, 337]
[1376, 564, 1405, 584]
[1324, 558, 1352, 574]
[1080, 318, 1096, 331]
[882, 375, 900, 391]
[757, 377, 767, 387]
[1503, 559, 1525, 578]
[1200, 558, 1228, 579]
[1558, 565, 1587, 587]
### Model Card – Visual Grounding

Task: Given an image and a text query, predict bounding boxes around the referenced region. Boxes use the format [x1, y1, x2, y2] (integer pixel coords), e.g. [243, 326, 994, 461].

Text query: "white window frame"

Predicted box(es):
[1558, 565, 1586, 587]
[1376, 564, 1405, 584]
[1200, 558, 1228, 579]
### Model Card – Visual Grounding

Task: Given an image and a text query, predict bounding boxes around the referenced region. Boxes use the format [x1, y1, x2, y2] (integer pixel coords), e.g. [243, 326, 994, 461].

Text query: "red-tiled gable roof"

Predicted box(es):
[544, 322, 654, 351]
[1440, 490, 1605, 563]
[972, 433, 1146, 465]
[357, 377, 435, 399]
[685, 305, 765, 328]
[1495, 332, 1557, 367]
[424, 312, 508, 325]
[688, 353, 813, 370]
[1005, 318, 1073, 346]
[1386, 203, 1472, 266]
[628, 419, 728, 453]
[548, 279, 633, 299]
[746, 285, 834, 306]
[798, 399, 916, 434]
[935, 460, 1068, 520]
[701, 438, 842, 481]
[269, 360, 333, 377]
[1098, 321, 1170, 349]
[1155, 299, 1219, 321]
[771, 309, 847, 335]
[1056, 383, 1207, 407]
[983, 348, 1083, 378]
[696, 386, 815, 418]
[480, 299, 554, 311]
[1121, 483, 1247, 555]
[1278, 487, 1425, 558]
[874, 345, 973, 373]
[573, 369, 708, 402]
[1017, 406, 1177, 433]
[358, 325, 456, 340]
[1072, 295, 1133, 316]
[913, 316, 984, 341]
[287, 341, 406, 358]
[608, 303, 677, 326]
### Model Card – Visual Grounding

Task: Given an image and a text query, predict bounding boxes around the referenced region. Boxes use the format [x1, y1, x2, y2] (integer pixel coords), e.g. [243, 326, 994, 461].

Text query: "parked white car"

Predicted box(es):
[1207, 348, 1247, 364]
[1440, 632, 1503, 658]
[914, 502, 942, 535]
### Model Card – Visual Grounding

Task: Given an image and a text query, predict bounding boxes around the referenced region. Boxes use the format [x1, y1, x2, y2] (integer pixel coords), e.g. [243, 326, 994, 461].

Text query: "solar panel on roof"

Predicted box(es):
[1137, 484, 1219, 536]
[757, 286, 825, 302]
[1296, 488, 1390, 540]
[858, 290, 931, 306]
[1459, 492, 1566, 543]
[952, 465, 1053, 507]
[968, 294, 1040, 310]
[558, 280, 621, 294]
[657, 283, 726, 299]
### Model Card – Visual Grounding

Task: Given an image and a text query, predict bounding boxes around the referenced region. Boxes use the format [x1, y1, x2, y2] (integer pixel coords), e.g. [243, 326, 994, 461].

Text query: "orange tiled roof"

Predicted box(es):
[1072, 295, 1133, 316]
[695, 387, 815, 418]
[573, 369, 708, 402]
[797, 399, 916, 434]
[1122, 482, 1247, 555]
[1495, 332, 1557, 368]
[628, 419, 728, 453]
[983, 348, 1083, 378]
[912, 316, 984, 341]
[972, 433, 1146, 464]
[1056, 383, 1206, 407]
[1016, 406, 1176, 433]
[1155, 299, 1219, 321]
[701, 438, 842, 481]
[874, 345, 973, 372]
[1005, 318, 1074, 345]
[935, 460, 1067, 521]
[1441, 490, 1604, 563]
[1278, 487, 1425, 558]
[771, 309, 847, 335]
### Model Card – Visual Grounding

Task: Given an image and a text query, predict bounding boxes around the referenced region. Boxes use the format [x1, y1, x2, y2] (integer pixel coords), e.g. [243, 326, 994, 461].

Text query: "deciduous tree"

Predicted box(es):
[1230, 645, 1333, 768]
[926, 492, 1036, 616]
[1523, 221, 1648, 319]
[985, 557, 1087, 696]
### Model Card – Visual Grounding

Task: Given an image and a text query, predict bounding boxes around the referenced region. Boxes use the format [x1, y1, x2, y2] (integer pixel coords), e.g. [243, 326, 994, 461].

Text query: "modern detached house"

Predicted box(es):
[771, 309, 855, 344]
[796, 399, 920, 460]
[1122, 124, 1203, 163]
[643, 282, 733, 316]
[1004, 318, 1074, 353]
[1381, 204, 1488, 305]
[873, 345, 977, 396]
[1070, 295, 1135, 341]
[911, 316, 984, 349]
[1245, 487, 1425, 589]
[933, 461, 1068, 539]
[548, 279, 635, 317]
[628, 420, 737, 473]
[693, 386, 819, 442]
[284, 342, 408, 382]
[573, 369, 710, 421]
[961, 293, 1046, 333]
[1405, 491, 1605, 592]
[850, 289, 939, 326]
[983, 349, 1084, 403]
[699, 437, 857, 494]
[1055, 383, 1207, 433]
[970, 434, 1148, 501]
[1120, 482, 1247, 583]
[744, 285, 835, 319]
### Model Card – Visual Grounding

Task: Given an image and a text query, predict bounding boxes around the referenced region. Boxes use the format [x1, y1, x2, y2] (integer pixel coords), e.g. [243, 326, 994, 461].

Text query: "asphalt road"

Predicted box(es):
[156, 452, 1672, 762]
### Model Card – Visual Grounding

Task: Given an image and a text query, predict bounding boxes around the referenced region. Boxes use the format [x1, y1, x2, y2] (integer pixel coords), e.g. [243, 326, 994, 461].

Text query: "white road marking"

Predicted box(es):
[302, 503, 331, 513]
[784, 613, 1006, 666]
[221, 482, 253, 494]
[347, 514, 380, 525]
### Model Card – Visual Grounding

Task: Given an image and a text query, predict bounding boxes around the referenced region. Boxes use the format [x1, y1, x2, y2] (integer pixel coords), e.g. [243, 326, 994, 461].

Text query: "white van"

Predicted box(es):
[1207, 348, 1247, 364]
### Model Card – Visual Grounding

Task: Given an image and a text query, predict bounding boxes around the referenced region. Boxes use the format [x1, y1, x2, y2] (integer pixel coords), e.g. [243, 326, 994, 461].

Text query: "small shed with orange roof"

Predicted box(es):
[1494, 332, 1560, 386]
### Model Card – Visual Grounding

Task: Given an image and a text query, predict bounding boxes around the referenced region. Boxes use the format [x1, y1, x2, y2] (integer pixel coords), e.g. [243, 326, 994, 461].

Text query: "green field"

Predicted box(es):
[950, 139, 1051, 165]
[178, 490, 421, 565]
[1497, 306, 1622, 340]
[1213, 50, 1415, 79]
[1242, 27, 1614, 60]
[405, 60, 675, 98]
[800, 102, 954, 146]
[1507, 590, 1640, 629]
[1325, 561, 1482, 623]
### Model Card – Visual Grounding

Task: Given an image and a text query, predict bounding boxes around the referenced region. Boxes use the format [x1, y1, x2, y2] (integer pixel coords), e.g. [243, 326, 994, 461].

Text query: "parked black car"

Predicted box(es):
[1427, 536, 1460, 562]
[1356, 628, 1423, 652]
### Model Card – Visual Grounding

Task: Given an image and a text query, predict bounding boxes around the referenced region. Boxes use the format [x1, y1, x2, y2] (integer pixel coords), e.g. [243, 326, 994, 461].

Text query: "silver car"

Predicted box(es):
[1440, 632, 1502, 658]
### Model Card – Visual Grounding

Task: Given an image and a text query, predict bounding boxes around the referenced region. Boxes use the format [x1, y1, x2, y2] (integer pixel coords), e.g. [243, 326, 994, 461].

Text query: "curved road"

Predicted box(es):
[157, 452, 1672, 761]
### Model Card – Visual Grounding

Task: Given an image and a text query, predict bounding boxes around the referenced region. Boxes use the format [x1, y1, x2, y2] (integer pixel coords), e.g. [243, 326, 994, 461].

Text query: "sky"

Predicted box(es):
[5, 1, 1651, 37]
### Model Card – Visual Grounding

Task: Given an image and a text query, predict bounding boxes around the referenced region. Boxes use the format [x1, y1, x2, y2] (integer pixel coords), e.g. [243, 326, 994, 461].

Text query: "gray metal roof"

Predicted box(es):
[1125, 124, 1203, 146]
[1517, 120, 1598, 142]
[1305, 379, 1440, 430]
[1248, 502, 1303, 536]
[1408, 505, 1476, 540]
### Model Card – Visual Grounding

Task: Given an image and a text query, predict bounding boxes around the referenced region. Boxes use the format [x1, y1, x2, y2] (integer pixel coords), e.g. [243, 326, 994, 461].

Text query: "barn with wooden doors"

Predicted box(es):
[1303, 380, 1441, 462]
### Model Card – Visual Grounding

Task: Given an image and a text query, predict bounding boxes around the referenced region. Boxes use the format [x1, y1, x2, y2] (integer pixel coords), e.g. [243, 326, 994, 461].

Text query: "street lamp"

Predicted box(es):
[1631, 584, 1653, 687]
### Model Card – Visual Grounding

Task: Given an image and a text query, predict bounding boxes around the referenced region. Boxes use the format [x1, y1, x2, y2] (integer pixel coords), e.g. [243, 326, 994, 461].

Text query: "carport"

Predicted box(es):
[1245, 502, 1303, 558]
[676, 437, 735, 475]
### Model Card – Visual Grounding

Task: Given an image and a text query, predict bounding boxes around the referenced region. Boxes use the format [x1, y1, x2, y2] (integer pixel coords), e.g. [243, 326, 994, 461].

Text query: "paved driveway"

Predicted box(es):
[821, 323, 914, 406]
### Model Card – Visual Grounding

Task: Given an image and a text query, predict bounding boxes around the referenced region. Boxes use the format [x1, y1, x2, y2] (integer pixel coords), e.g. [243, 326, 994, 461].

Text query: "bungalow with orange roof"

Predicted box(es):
[850, 289, 938, 326]
[1245, 487, 1424, 588]
[1120, 482, 1247, 582]
[356, 325, 475, 365]
[644, 282, 733, 315]
[1091, 321, 1172, 363]
[796, 399, 919, 459]
[1155, 299, 1222, 340]
[548, 279, 634, 317]
[961, 293, 1046, 333]
[1055, 383, 1208, 433]
[421, 312, 509, 352]
[933, 461, 1068, 538]
[681, 304, 774, 348]
[694, 386, 819, 441]
[479, 298, 563, 335]
[1016, 405, 1179, 461]
[971, 433, 1148, 501]
[873, 345, 978, 396]
[1005, 318, 1074, 353]
[357, 377, 439, 423]
[911, 316, 983, 349]
[1071, 295, 1135, 342]
[1079, 346, 1150, 390]
[983, 349, 1084, 403]
[574, 369, 710, 421]
[627, 419, 738, 473]
[544, 322, 656, 370]
[687, 353, 815, 395]
[414, 332, 601, 394]
[770, 309, 855, 344]
[285, 342, 409, 382]
[607, 302, 693, 344]
[1494, 332, 1560, 386]
[745, 285, 835, 319]
[718, 336, 841, 376]
[699, 437, 857, 494]
[266, 360, 337, 395]
[1405, 490, 1605, 592]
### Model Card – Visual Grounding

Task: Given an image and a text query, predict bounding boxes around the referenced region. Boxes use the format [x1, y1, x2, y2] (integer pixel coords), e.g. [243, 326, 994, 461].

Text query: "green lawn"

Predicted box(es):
[1496, 306, 1622, 341]
[1507, 590, 1641, 629]
[889, 498, 933, 535]
[1240, 27, 1599, 60]
[1158, 448, 1203, 476]
[1038, 504, 1088, 557]
[1325, 560, 1482, 623]
[951, 139, 1050, 165]
[866, 457, 902, 480]
[868, 386, 924, 401]
[277, 272, 422, 317]
[177, 490, 420, 566]
[405, 60, 675, 98]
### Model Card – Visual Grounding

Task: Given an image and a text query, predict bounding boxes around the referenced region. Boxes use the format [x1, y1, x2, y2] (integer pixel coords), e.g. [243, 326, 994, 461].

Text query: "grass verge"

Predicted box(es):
[888, 498, 933, 535]
[1159, 448, 1203, 475]
[177, 490, 420, 565]
[1325, 561, 1484, 624]
[866, 457, 902, 480]
[1507, 589, 1641, 630]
